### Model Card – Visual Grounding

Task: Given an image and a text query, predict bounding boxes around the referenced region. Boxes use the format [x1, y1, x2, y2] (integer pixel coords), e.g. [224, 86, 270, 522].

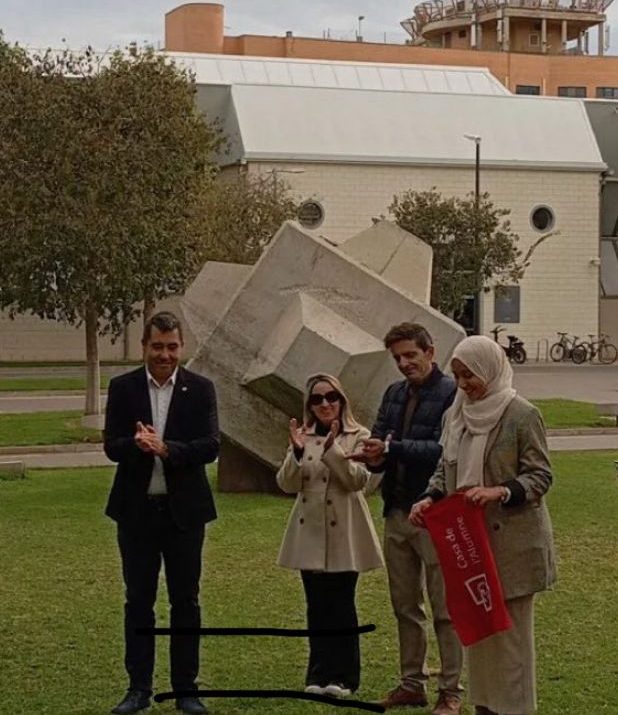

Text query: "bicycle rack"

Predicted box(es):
[536, 339, 549, 363]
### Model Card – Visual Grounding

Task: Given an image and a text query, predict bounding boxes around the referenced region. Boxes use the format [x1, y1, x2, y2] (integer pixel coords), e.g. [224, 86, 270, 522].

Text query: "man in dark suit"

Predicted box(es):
[104, 311, 219, 715]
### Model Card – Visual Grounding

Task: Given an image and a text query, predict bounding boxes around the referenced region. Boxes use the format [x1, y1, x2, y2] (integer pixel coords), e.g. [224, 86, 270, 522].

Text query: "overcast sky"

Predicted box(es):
[0, 0, 615, 52]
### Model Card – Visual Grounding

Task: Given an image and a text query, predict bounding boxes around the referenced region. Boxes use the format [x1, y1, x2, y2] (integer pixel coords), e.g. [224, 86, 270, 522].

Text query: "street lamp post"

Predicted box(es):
[464, 133, 482, 204]
[463, 133, 483, 335]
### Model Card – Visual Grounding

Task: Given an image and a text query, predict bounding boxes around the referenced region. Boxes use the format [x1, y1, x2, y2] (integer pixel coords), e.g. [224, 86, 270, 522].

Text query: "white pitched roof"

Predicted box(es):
[222, 84, 604, 171]
[167, 51, 510, 96]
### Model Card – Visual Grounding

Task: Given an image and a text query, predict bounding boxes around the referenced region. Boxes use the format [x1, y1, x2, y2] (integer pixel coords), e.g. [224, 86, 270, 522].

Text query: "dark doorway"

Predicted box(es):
[454, 294, 480, 336]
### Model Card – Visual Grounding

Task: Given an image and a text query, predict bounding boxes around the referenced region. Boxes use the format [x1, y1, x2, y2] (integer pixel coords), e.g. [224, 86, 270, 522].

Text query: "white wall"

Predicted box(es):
[249, 161, 601, 355]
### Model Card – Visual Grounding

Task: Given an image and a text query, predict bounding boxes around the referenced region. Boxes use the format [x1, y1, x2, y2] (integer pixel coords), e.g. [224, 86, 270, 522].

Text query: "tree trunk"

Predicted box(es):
[84, 303, 101, 416]
[143, 291, 156, 328]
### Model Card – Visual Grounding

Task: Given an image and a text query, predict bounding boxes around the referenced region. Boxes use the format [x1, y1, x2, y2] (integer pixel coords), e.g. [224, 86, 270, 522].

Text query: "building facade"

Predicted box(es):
[165, 2, 618, 98]
[191, 56, 604, 353]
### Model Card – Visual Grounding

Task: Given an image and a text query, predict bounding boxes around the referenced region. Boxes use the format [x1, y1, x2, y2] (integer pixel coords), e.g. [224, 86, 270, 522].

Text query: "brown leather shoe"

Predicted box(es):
[381, 686, 428, 709]
[432, 691, 462, 715]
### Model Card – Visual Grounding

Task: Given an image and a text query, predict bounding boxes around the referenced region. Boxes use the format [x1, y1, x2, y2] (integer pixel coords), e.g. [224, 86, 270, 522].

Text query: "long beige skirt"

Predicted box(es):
[467, 594, 536, 714]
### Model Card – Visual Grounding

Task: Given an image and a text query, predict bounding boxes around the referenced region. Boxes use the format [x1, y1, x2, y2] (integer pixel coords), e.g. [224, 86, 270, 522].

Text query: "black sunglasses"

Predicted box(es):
[308, 390, 341, 407]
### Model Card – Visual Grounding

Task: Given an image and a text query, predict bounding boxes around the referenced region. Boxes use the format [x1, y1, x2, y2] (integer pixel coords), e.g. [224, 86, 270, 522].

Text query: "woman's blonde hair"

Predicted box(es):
[303, 373, 362, 432]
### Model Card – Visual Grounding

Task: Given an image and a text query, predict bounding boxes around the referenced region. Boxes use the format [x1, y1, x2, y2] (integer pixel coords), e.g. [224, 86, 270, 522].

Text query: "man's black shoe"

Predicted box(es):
[176, 696, 208, 714]
[111, 690, 151, 714]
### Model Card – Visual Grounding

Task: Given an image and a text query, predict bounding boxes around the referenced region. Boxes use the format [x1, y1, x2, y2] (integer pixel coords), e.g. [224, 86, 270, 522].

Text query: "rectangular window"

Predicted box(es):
[494, 286, 521, 324]
[558, 86, 587, 97]
[596, 87, 618, 99]
[458, 29, 467, 38]
[529, 33, 540, 47]
[516, 85, 541, 95]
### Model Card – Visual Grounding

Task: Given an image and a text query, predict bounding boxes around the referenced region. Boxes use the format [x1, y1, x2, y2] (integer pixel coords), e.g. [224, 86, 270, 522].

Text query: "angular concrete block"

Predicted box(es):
[340, 220, 433, 304]
[184, 220, 464, 492]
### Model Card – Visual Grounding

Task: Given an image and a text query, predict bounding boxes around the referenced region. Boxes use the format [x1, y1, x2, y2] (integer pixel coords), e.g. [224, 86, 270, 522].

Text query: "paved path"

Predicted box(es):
[1, 432, 616, 471]
[0, 450, 111, 469]
[0, 393, 107, 413]
[1, 363, 617, 414]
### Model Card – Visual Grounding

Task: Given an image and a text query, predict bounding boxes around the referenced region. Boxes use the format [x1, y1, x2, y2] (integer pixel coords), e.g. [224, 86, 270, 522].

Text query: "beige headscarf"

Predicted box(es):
[442, 336, 517, 486]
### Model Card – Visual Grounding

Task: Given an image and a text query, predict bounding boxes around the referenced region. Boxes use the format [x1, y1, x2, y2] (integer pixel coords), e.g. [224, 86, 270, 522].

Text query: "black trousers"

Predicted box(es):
[300, 570, 360, 691]
[117, 499, 205, 694]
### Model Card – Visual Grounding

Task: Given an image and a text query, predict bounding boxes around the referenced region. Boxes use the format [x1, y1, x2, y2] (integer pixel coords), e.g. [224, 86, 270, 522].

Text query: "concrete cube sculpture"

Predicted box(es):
[184, 220, 464, 492]
[339, 220, 433, 304]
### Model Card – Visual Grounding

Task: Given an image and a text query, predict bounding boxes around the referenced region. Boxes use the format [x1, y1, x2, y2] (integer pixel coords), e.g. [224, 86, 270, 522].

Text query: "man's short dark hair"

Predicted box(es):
[142, 311, 184, 344]
[383, 322, 433, 351]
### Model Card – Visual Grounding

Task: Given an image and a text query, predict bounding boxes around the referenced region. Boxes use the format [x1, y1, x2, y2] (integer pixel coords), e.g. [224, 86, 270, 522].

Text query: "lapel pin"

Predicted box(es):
[182, 386, 188, 392]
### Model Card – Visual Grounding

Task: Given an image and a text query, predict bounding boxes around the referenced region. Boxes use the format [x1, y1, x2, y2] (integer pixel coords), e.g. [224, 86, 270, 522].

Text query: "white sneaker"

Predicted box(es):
[324, 683, 351, 698]
[304, 684, 325, 695]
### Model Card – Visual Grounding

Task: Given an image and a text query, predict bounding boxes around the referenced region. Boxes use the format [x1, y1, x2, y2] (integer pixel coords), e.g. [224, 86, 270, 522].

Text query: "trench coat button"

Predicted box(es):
[302, 497, 307, 503]
[326, 499, 332, 505]
[300, 518, 304, 524]
[493, 523, 500, 531]
[303, 476, 309, 481]
[316, 440, 322, 445]
[322, 477, 327, 483]
[330, 521, 336, 527]
[307, 455, 313, 461]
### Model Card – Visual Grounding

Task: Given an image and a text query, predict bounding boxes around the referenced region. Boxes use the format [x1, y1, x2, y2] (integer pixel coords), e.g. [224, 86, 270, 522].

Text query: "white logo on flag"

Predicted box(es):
[465, 574, 493, 612]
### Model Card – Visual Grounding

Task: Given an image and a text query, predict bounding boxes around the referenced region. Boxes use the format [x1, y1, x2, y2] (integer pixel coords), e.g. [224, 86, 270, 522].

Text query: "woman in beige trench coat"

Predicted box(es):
[411, 336, 556, 715]
[276, 373, 384, 698]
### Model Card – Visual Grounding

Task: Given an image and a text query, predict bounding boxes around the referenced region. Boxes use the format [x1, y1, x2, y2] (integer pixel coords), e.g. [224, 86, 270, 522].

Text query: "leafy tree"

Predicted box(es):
[197, 173, 301, 264]
[0, 38, 222, 414]
[388, 188, 553, 317]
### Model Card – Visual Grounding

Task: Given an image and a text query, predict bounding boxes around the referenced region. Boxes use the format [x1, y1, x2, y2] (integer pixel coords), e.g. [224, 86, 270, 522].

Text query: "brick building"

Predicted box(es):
[165, 2, 618, 98]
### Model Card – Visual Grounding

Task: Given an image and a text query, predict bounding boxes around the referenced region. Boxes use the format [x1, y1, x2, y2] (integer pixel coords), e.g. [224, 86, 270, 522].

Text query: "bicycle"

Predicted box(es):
[577, 334, 618, 365]
[549, 332, 585, 363]
[490, 326, 527, 364]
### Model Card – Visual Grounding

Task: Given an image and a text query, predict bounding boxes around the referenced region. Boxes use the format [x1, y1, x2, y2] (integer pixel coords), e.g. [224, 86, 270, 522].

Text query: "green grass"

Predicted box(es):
[531, 399, 615, 429]
[0, 454, 616, 715]
[0, 411, 102, 447]
[0, 377, 111, 392]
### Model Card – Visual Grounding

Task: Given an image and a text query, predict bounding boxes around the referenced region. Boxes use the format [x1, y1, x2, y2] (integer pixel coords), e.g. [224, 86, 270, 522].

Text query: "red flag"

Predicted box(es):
[423, 492, 512, 646]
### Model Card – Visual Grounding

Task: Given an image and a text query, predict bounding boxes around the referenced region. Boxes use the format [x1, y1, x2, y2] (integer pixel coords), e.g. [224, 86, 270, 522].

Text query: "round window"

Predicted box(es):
[298, 200, 324, 229]
[530, 205, 555, 232]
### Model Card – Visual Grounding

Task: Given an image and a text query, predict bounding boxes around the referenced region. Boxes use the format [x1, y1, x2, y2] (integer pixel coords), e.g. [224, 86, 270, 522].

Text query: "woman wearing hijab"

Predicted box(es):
[410, 336, 556, 715]
[276, 373, 384, 698]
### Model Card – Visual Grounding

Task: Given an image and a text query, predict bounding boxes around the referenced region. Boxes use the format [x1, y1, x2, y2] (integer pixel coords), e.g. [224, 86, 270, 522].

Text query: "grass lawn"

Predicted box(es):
[0, 377, 110, 392]
[531, 399, 615, 429]
[0, 453, 617, 715]
[0, 411, 101, 447]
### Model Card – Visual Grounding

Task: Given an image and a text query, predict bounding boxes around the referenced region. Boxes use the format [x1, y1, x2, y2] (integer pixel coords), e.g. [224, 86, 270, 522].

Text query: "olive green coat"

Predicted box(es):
[427, 395, 556, 600]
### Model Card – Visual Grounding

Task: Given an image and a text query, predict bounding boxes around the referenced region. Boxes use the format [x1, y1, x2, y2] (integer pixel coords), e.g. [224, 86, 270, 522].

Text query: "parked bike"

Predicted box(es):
[549, 332, 586, 363]
[576, 334, 618, 365]
[490, 326, 527, 364]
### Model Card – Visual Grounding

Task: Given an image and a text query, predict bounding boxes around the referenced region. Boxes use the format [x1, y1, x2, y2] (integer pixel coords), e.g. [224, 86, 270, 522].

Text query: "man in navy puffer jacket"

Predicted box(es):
[353, 323, 463, 715]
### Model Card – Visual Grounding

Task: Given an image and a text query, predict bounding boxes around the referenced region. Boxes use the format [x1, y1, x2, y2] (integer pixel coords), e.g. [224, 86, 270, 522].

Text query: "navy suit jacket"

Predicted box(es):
[103, 365, 219, 530]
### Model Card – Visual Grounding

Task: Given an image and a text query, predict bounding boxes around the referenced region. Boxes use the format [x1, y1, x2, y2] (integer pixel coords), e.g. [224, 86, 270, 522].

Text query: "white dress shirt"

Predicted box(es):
[146, 367, 178, 495]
